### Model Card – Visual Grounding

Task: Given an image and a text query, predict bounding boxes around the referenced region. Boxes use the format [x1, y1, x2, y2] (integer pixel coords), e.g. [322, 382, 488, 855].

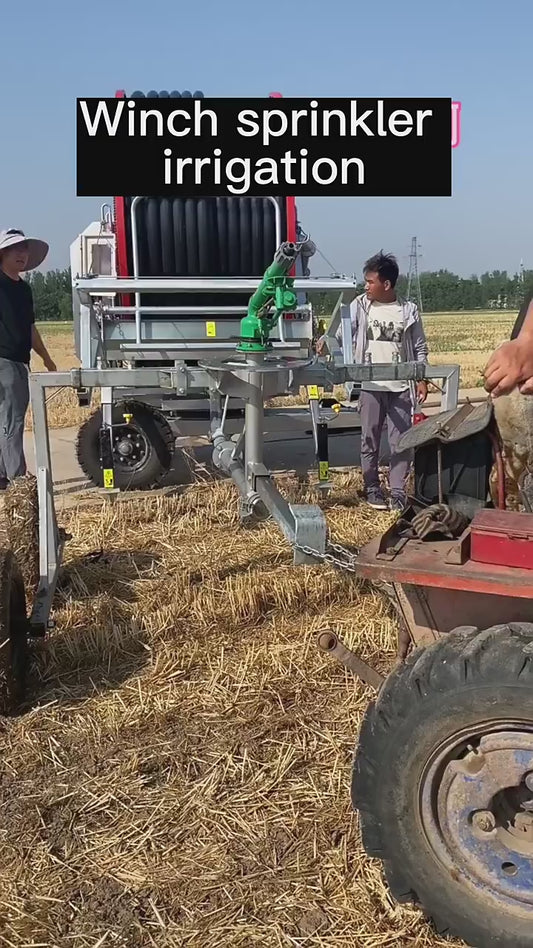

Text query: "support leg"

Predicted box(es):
[243, 354, 266, 491]
[29, 376, 62, 635]
[99, 387, 116, 491]
[316, 421, 329, 489]
[307, 386, 330, 492]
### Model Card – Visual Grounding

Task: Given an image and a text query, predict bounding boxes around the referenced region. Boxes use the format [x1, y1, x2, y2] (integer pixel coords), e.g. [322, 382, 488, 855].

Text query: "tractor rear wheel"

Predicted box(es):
[76, 401, 176, 491]
[352, 623, 533, 948]
[0, 548, 29, 716]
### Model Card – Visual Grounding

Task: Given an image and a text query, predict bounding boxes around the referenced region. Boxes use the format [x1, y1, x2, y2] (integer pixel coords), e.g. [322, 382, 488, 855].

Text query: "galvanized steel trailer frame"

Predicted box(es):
[72, 270, 460, 430]
[28, 346, 460, 636]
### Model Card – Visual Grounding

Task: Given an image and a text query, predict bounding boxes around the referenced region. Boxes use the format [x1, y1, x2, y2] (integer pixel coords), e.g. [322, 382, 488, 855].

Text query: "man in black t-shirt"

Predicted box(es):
[0, 228, 57, 488]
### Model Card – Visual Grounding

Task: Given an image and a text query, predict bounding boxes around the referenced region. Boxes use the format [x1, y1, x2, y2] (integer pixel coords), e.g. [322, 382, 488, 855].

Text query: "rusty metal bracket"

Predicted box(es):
[316, 629, 384, 689]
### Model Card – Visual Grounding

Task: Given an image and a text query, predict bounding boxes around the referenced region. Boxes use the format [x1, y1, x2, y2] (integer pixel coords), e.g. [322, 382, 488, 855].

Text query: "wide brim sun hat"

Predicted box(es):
[0, 228, 49, 271]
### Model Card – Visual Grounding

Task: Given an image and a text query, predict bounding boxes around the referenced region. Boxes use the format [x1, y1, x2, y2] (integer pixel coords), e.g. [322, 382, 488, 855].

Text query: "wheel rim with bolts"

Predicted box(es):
[113, 425, 151, 472]
[418, 719, 533, 914]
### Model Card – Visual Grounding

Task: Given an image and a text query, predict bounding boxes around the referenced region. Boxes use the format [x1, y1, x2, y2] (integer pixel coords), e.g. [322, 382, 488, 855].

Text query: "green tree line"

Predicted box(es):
[314, 269, 533, 317]
[25, 268, 74, 322]
[24, 266, 533, 321]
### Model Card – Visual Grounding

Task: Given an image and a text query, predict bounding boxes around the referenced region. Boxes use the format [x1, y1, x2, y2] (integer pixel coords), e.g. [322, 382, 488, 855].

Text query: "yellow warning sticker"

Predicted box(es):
[307, 385, 319, 399]
[318, 461, 329, 480]
[206, 321, 216, 337]
[103, 469, 114, 489]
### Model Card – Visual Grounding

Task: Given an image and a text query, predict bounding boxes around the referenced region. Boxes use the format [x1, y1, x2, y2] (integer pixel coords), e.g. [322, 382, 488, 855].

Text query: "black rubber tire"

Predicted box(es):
[351, 623, 533, 948]
[76, 401, 175, 491]
[0, 548, 29, 717]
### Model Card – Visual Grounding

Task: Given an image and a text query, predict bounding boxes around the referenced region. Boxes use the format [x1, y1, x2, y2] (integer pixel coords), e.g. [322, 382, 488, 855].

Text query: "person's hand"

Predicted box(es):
[416, 380, 428, 403]
[44, 355, 57, 372]
[484, 336, 533, 397]
[315, 335, 328, 356]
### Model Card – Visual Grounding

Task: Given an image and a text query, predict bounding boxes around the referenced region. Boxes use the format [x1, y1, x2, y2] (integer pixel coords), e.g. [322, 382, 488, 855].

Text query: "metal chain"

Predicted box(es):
[293, 538, 361, 573]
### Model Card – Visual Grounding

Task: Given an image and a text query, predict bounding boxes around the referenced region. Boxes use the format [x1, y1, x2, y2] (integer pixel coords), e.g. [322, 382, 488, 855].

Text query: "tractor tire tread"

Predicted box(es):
[352, 622, 533, 948]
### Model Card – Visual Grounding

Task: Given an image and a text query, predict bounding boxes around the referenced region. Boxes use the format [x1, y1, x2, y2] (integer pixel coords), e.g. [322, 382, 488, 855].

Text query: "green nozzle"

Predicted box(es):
[237, 242, 299, 353]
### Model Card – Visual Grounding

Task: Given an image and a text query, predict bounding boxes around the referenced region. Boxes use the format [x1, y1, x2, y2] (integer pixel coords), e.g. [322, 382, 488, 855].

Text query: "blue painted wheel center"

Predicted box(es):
[420, 729, 533, 907]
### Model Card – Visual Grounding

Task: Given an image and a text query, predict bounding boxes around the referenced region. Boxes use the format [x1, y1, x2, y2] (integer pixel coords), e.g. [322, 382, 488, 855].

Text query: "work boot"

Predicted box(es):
[366, 488, 388, 510]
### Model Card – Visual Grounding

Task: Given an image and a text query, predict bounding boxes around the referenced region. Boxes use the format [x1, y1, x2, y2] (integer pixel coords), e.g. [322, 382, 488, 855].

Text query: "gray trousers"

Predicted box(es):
[0, 358, 29, 483]
[359, 388, 413, 495]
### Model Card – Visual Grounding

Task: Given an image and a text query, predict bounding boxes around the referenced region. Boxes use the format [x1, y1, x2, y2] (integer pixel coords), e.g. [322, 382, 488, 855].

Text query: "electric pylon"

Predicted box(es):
[406, 237, 423, 313]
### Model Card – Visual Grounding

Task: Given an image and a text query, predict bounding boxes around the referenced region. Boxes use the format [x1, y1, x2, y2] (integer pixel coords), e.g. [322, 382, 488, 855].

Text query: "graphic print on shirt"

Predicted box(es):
[367, 319, 404, 343]
[362, 301, 409, 393]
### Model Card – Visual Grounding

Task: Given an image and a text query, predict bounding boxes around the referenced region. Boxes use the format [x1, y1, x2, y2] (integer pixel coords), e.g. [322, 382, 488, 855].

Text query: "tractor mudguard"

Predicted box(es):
[397, 398, 494, 452]
[398, 400, 495, 517]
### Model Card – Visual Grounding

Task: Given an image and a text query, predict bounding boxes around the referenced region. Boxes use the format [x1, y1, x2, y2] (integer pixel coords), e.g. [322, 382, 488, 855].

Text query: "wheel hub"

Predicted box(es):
[113, 427, 148, 469]
[419, 725, 533, 911]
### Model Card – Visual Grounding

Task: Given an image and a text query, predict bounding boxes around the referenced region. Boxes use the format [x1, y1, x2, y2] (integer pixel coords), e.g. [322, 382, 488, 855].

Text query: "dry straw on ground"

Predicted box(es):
[3, 473, 40, 610]
[0, 470, 465, 947]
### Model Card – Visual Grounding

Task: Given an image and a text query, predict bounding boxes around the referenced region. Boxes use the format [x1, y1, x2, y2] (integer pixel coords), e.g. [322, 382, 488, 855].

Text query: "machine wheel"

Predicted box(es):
[0, 548, 29, 716]
[76, 401, 175, 490]
[351, 623, 533, 948]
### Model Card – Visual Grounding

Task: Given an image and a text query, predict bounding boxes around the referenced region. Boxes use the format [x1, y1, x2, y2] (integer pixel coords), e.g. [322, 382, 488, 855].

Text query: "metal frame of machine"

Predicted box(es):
[28, 352, 460, 635]
[32, 233, 461, 634]
[70, 197, 460, 490]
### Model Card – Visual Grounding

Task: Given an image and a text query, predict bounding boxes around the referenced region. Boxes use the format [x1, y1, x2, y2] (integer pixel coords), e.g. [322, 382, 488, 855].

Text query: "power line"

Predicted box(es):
[315, 245, 341, 275]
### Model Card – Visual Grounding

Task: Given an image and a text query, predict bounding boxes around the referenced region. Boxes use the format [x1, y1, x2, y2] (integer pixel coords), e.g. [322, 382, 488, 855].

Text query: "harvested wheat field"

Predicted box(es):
[0, 470, 465, 948]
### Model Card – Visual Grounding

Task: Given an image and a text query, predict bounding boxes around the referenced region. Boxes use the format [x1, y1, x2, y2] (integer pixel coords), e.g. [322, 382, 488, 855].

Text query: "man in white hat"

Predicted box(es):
[0, 228, 57, 488]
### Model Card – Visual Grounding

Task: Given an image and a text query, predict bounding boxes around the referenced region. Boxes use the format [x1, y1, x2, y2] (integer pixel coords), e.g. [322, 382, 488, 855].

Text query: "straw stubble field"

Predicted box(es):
[1, 312, 512, 946]
[2, 474, 464, 948]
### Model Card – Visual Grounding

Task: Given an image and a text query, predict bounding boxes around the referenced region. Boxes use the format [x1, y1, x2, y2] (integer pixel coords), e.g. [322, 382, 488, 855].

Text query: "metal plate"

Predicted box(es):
[199, 357, 314, 374]
[398, 400, 494, 451]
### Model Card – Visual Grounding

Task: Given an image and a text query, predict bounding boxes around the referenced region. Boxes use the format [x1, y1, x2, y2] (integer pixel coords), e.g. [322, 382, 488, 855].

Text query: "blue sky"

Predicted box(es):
[2, 0, 531, 278]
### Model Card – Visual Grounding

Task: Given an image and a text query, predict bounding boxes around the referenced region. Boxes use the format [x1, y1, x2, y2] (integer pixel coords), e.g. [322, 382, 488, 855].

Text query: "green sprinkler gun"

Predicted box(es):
[237, 237, 315, 353]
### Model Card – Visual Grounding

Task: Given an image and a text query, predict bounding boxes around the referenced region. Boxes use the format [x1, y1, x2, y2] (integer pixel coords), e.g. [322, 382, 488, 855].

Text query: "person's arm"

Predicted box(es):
[484, 299, 533, 396]
[31, 324, 57, 371]
[410, 305, 429, 403]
